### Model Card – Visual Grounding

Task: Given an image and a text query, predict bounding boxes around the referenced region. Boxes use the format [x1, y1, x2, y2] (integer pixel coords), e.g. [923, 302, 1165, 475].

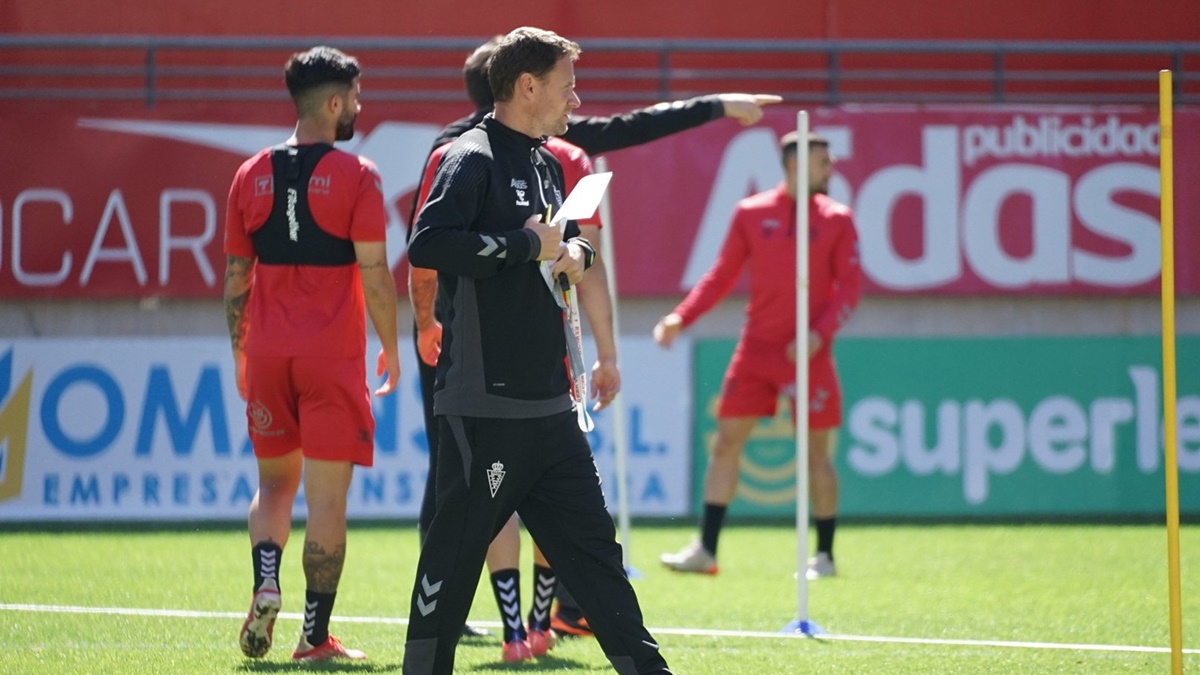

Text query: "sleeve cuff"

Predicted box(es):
[703, 94, 724, 121]
[513, 228, 541, 263]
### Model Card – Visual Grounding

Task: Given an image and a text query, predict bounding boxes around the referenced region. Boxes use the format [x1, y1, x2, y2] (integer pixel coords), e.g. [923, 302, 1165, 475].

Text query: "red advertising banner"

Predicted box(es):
[0, 102, 1195, 298]
[615, 105, 1193, 296]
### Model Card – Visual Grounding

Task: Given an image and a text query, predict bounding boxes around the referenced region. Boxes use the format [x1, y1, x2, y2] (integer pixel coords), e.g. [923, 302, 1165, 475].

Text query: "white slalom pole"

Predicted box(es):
[594, 156, 635, 573]
[782, 111, 820, 635]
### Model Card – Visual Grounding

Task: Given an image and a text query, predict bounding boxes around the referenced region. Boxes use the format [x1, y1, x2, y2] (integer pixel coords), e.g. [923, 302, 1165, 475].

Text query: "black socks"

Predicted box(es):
[527, 564, 556, 632]
[700, 503, 728, 556]
[251, 541, 281, 592]
[815, 516, 837, 559]
[302, 590, 336, 647]
[491, 569, 526, 643]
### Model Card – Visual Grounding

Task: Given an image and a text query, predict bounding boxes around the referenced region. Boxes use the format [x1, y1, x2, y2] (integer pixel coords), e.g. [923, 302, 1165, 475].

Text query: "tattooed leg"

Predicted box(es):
[300, 458, 354, 592]
[303, 541, 347, 593]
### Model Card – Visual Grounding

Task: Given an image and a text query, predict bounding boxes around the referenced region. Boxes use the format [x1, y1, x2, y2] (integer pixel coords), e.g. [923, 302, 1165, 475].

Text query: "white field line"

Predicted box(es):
[1, 603, 1196, 656]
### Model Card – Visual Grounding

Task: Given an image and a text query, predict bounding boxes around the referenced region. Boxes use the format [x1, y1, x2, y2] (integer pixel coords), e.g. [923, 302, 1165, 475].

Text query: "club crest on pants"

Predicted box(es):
[487, 461, 506, 498]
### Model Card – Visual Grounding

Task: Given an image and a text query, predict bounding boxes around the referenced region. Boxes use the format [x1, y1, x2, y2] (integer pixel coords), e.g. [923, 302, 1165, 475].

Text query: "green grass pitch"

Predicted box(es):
[2, 522, 1198, 673]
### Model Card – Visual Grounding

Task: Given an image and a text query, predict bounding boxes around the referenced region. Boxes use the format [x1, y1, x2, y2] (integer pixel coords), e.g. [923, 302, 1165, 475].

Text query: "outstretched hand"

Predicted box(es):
[719, 93, 783, 126]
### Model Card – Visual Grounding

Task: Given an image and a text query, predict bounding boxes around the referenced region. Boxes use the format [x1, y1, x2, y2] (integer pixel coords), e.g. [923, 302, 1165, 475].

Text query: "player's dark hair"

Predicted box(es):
[465, 36, 503, 111]
[781, 131, 829, 165]
[284, 46, 361, 115]
[488, 27, 581, 103]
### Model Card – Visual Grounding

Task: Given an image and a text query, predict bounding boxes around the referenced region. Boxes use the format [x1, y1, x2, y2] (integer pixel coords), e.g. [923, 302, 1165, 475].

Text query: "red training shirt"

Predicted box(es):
[224, 145, 387, 358]
[673, 184, 861, 352]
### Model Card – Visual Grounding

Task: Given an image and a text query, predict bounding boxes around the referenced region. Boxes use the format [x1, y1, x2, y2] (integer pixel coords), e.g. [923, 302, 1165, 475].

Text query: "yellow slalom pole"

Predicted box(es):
[1158, 68, 1183, 675]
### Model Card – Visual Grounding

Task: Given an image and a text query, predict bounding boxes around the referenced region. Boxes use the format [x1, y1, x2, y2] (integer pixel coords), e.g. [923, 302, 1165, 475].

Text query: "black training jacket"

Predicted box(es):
[408, 115, 594, 419]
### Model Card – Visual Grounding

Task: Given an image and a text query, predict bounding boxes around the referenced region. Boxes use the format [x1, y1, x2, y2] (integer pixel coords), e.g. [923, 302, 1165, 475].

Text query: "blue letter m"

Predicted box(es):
[136, 365, 230, 457]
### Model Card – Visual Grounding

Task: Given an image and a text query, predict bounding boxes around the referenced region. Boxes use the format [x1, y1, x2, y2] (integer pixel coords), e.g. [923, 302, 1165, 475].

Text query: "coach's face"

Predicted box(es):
[532, 56, 580, 137]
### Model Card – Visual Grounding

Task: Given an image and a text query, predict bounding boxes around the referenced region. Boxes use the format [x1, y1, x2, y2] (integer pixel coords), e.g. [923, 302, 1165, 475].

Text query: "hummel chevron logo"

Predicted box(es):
[417, 595, 438, 616]
[532, 588, 551, 623]
[506, 614, 522, 629]
[417, 574, 442, 616]
[302, 600, 318, 633]
[477, 235, 506, 258]
[421, 575, 443, 595]
[487, 461, 506, 498]
[536, 577, 555, 594]
[496, 577, 515, 592]
[259, 550, 278, 577]
[500, 588, 517, 604]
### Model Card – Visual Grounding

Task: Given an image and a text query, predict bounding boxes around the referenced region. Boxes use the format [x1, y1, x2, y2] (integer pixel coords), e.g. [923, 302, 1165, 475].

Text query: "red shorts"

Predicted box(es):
[243, 354, 375, 466]
[717, 343, 842, 430]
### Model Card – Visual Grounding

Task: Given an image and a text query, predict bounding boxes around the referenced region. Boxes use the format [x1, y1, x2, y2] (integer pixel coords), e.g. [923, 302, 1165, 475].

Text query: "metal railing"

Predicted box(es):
[1, 35, 1196, 107]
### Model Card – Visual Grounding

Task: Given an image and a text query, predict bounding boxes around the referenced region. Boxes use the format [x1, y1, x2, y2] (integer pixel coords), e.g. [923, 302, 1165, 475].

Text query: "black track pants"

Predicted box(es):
[402, 410, 672, 675]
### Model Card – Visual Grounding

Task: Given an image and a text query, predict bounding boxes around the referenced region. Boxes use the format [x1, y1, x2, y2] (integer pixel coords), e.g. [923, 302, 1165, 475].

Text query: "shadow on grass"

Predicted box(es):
[461, 653, 593, 671]
[237, 661, 399, 673]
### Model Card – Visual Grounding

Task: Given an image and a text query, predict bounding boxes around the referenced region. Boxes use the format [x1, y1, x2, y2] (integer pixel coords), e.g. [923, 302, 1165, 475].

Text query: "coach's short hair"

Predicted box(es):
[781, 131, 830, 165]
[488, 27, 581, 103]
[284, 46, 361, 115]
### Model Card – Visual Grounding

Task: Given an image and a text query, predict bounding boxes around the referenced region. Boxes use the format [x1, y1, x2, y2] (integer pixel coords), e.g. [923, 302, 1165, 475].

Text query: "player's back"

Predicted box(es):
[226, 145, 387, 358]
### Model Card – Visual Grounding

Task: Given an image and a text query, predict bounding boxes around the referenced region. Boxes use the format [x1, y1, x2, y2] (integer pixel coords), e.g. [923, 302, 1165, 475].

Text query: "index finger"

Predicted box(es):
[754, 94, 783, 106]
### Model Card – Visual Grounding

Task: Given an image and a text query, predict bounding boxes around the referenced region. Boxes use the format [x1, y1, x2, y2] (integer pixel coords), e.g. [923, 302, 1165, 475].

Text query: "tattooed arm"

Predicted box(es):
[223, 254, 255, 400]
[355, 240, 401, 396]
[408, 265, 441, 367]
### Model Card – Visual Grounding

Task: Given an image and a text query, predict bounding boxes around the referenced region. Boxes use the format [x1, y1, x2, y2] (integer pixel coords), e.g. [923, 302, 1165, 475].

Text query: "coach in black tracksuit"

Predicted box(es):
[412, 70, 771, 543]
[402, 28, 673, 675]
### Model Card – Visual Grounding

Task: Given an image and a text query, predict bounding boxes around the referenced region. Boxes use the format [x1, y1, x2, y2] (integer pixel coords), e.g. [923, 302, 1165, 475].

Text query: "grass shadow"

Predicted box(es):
[237, 660, 400, 673]
[461, 653, 595, 671]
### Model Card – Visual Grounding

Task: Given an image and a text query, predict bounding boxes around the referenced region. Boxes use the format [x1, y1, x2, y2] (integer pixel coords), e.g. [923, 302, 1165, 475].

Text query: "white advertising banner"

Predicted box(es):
[0, 336, 691, 521]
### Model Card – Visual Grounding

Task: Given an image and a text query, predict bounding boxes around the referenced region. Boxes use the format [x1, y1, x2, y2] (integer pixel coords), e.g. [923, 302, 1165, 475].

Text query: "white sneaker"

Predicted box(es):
[660, 540, 719, 575]
[806, 552, 837, 580]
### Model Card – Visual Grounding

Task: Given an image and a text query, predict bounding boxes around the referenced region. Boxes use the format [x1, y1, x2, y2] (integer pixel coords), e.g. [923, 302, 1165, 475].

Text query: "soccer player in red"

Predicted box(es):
[655, 131, 861, 579]
[224, 46, 400, 662]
